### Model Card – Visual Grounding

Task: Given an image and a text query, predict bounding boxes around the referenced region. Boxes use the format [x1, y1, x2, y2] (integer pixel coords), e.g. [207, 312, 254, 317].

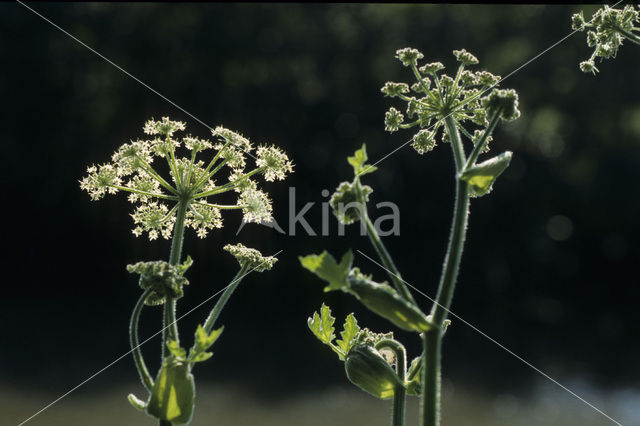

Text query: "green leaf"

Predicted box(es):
[196, 324, 223, 350]
[190, 351, 213, 363]
[308, 303, 336, 345]
[188, 324, 223, 364]
[461, 151, 512, 197]
[177, 255, 193, 274]
[127, 393, 147, 411]
[300, 250, 353, 292]
[147, 357, 195, 425]
[167, 340, 186, 360]
[347, 144, 378, 177]
[336, 313, 360, 355]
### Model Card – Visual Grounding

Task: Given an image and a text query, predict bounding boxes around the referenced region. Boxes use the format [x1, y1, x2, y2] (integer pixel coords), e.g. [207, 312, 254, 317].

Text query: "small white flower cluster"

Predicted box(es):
[256, 145, 294, 181]
[131, 201, 175, 240]
[238, 188, 273, 224]
[80, 118, 293, 240]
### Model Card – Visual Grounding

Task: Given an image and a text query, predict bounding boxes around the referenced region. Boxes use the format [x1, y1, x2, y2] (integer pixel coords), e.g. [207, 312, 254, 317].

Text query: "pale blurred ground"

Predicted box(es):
[4, 378, 639, 426]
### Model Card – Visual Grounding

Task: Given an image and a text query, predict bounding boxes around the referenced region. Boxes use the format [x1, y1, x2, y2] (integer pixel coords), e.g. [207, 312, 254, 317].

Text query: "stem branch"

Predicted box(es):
[375, 339, 407, 426]
[201, 266, 249, 336]
[130, 288, 154, 391]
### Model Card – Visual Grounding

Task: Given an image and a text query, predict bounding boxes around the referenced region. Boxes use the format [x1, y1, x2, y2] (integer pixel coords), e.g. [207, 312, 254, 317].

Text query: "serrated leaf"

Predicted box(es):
[195, 324, 223, 350]
[177, 255, 193, 274]
[188, 325, 223, 364]
[167, 340, 186, 360]
[190, 351, 213, 363]
[308, 303, 336, 345]
[461, 151, 512, 197]
[300, 250, 353, 292]
[336, 313, 360, 355]
[127, 393, 147, 411]
[348, 144, 378, 177]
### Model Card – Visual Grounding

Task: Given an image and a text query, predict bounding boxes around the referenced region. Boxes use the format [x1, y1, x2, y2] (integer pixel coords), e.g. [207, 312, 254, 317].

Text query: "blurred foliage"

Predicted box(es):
[1, 3, 639, 405]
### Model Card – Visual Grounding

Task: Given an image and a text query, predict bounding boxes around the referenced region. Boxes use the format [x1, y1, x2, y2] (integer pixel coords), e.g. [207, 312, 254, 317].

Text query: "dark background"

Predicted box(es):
[1, 3, 639, 424]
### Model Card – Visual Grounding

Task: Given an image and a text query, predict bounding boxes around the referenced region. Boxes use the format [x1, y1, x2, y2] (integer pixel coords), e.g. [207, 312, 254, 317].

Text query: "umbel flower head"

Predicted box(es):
[572, 5, 640, 74]
[382, 47, 520, 155]
[80, 117, 293, 240]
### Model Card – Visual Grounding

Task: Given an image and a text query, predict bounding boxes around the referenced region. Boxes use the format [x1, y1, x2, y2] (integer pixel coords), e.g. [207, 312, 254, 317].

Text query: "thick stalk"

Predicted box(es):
[421, 116, 470, 426]
[201, 266, 248, 335]
[422, 331, 441, 426]
[130, 288, 154, 391]
[157, 200, 189, 426]
[392, 381, 407, 426]
[163, 199, 188, 356]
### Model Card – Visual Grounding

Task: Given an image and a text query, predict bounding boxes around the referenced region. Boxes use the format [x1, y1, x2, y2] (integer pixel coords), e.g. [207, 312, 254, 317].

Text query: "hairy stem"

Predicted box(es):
[356, 179, 416, 305]
[422, 331, 441, 426]
[201, 266, 249, 336]
[158, 199, 189, 426]
[375, 339, 407, 426]
[463, 111, 501, 170]
[616, 27, 640, 45]
[422, 116, 470, 426]
[363, 215, 416, 305]
[164, 200, 189, 352]
[130, 288, 154, 391]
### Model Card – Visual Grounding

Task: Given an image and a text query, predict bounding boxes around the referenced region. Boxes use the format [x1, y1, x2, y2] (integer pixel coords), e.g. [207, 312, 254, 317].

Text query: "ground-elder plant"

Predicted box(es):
[301, 48, 520, 426]
[80, 117, 292, 425]
[572, 4, 640, 74]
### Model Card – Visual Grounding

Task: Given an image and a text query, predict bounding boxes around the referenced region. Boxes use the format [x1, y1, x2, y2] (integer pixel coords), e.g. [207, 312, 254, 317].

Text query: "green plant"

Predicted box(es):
[572, 4, 640, 74]
[301, 48, 520, 426]
[80, 117, 292, 425]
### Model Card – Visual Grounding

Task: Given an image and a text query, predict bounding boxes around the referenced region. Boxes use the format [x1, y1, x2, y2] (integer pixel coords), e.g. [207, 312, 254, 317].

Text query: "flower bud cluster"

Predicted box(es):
[572, 5, 640, 74]
[224, 243, 277, 272]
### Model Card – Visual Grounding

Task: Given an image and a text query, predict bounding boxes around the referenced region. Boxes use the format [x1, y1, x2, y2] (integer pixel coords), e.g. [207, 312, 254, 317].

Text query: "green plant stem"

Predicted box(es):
[161, 200, 188, 357]
[375, 339, 406, 426]
[158, 199, 189, 426]
[422, 116, 470, 426]
[363, 215, 416, 305]
[463, 111, 501, 170]
[130, 287, 154, 391]
[617, 27, 640, 45]
[422, 331, 441, 426]
[201, 266, 249, 335]
[355, 179, 416, 306]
